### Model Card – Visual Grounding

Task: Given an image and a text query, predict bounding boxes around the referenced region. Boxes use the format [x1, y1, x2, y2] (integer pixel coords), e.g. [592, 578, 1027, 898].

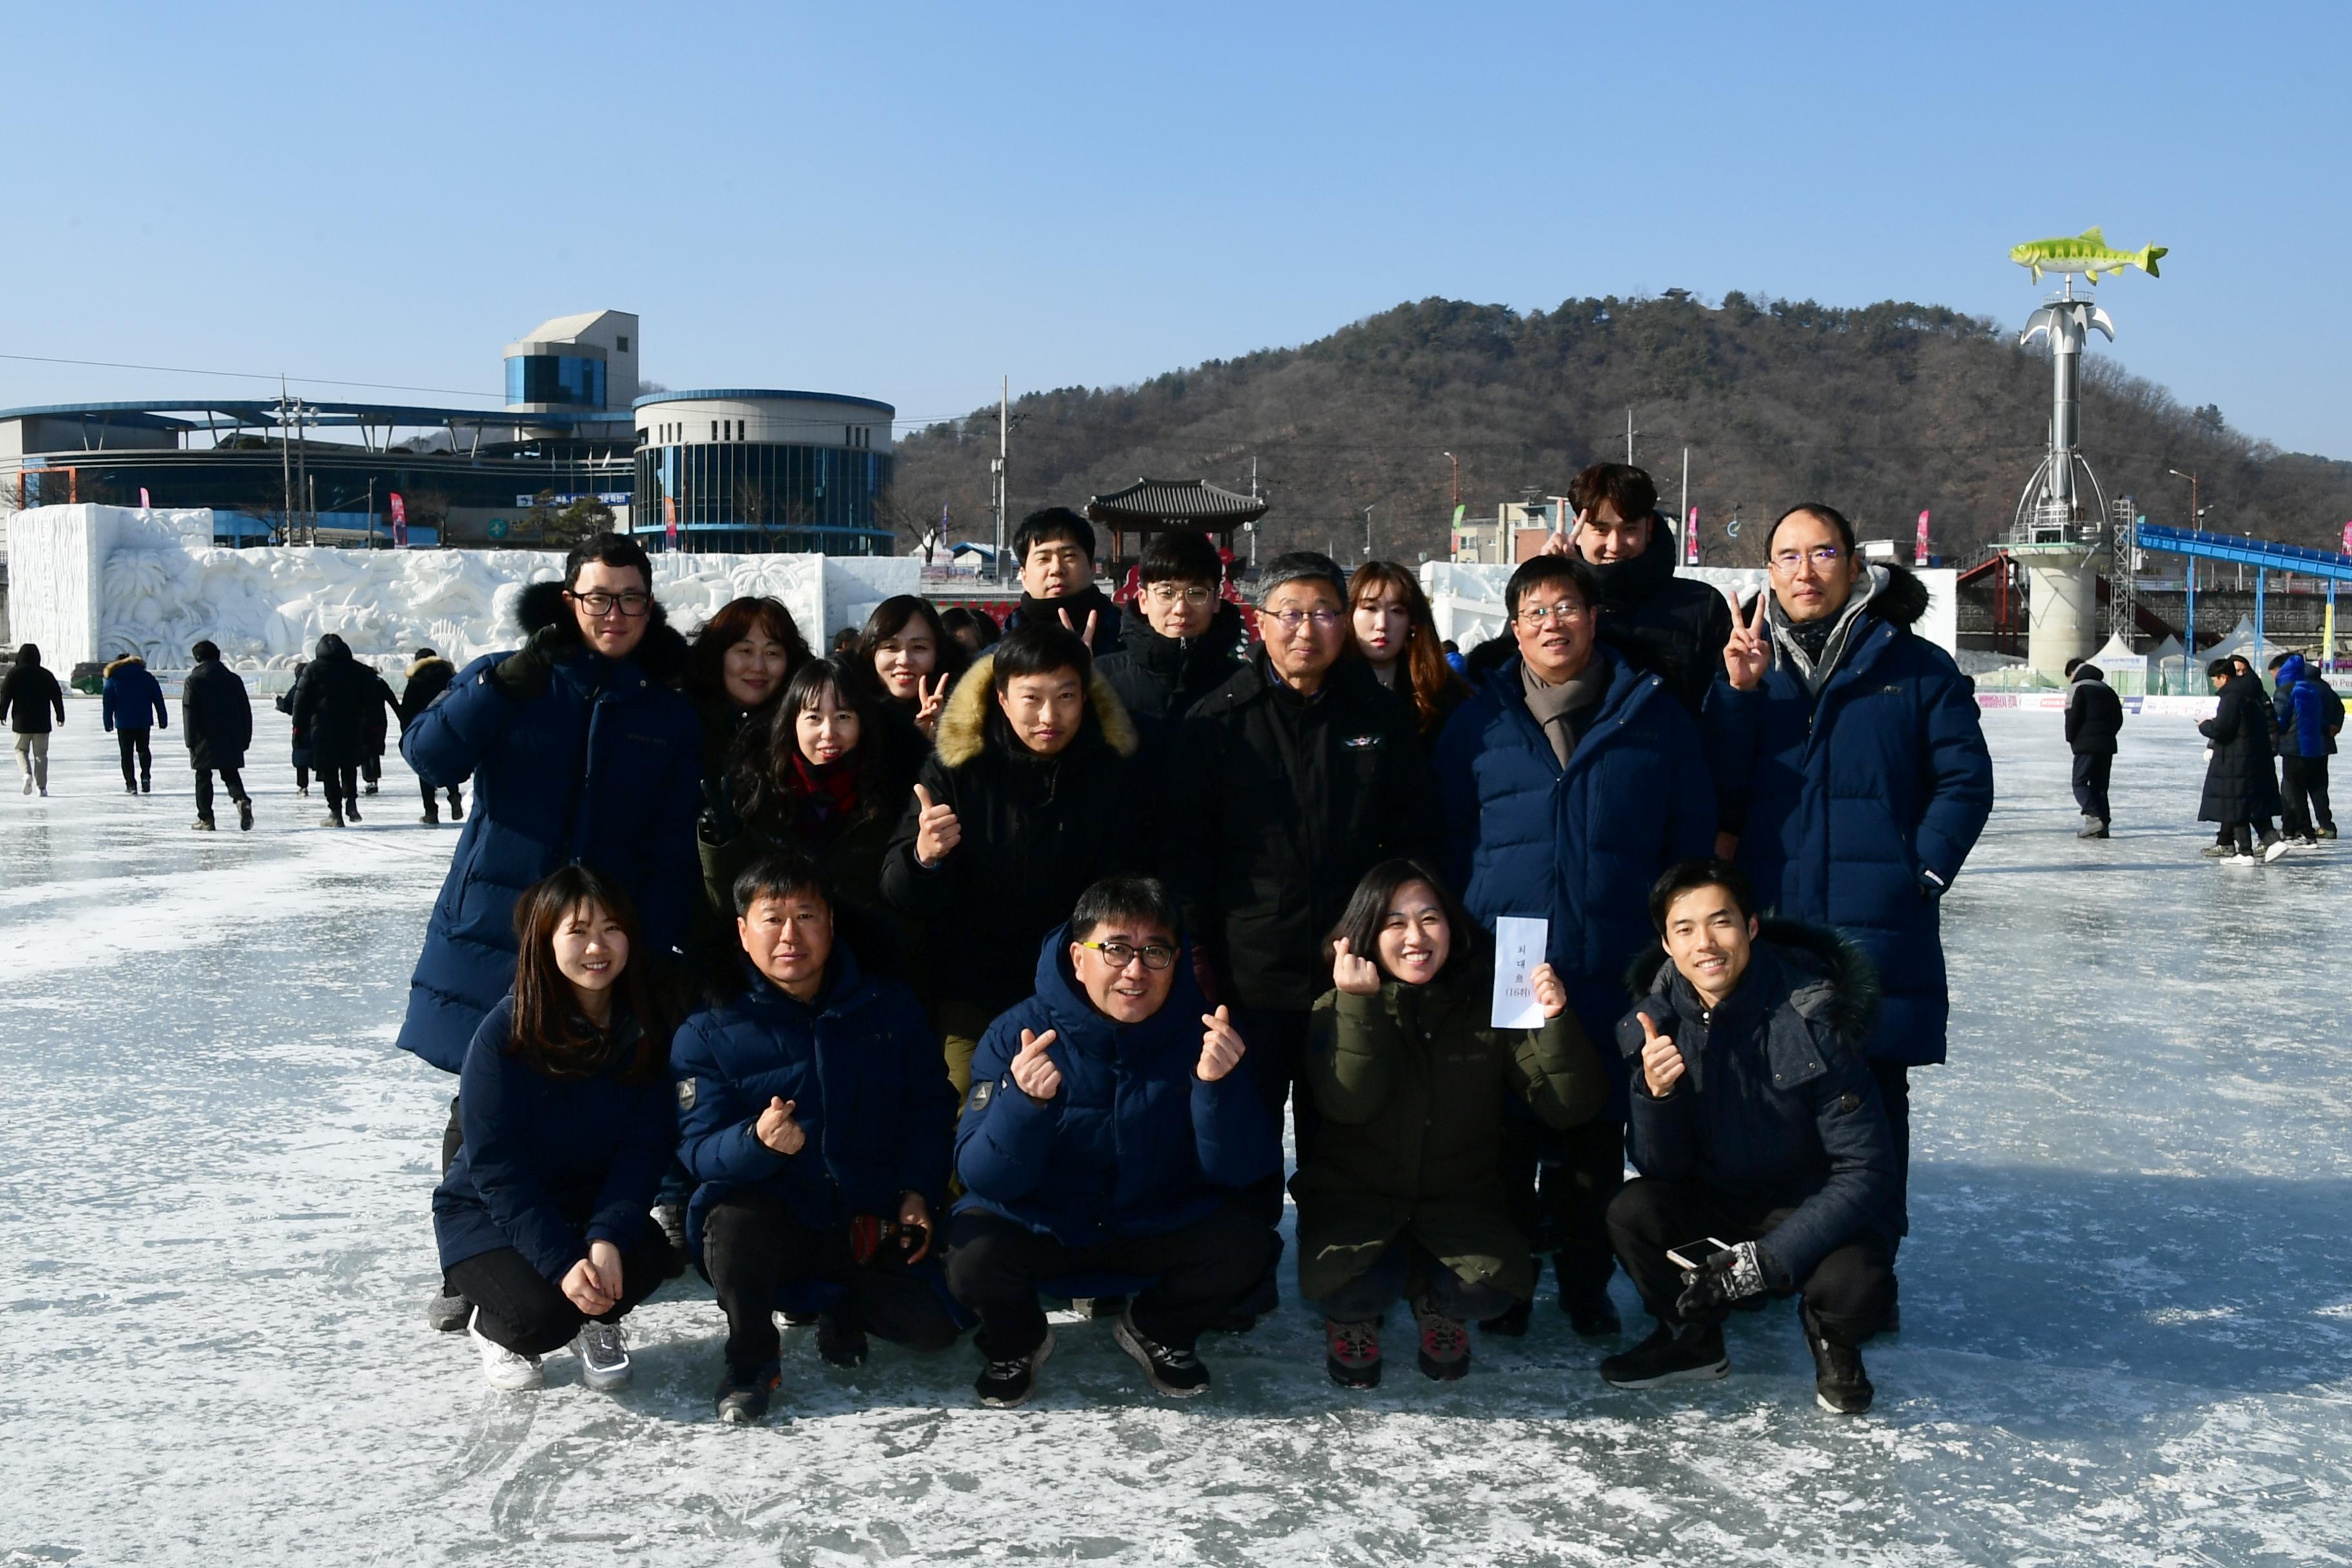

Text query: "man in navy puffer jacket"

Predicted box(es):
[398, 533, 703, 1075]
[946, 876, 1280, 1407]
[674, 855, 961, 1424]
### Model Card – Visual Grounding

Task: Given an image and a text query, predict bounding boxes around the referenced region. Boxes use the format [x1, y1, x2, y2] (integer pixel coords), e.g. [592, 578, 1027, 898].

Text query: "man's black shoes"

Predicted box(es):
[1115, 1311, 1210, 1398]
[975, 1328, 1054, 1408]
[817, 1314, 869, 1369]
[1803, 1305, 1875, 1415]
[716, 1362, 781, 1425]
[1599, 1320, 1729, 1388]
[1563, 1284, 1622, 1338]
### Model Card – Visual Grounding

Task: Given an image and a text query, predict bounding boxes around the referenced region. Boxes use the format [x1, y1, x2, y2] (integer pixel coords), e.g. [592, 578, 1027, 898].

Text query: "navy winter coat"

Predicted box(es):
[1435, 646, 1715, 1054]
[671, 951, 957, 1251]
[1705, 567, 1992, 1066]
[954, 928, 1280, 1246]
[1619, 923, 1900, 1280]
[2273, 655, 2335, 760]
[101, 657, 167, 732]
[431, 996, 676, 1279]
[397, 583, 703, 1072]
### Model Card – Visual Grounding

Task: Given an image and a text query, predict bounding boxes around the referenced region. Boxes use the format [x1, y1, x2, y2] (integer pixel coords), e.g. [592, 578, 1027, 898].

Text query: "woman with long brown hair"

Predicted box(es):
[1348, 562, 1471, 738]
[433, 865, 678, 1392]
[856, 594, 968, 742]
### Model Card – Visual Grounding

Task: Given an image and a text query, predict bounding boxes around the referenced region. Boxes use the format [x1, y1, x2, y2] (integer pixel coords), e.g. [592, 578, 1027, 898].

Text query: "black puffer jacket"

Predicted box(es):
[2199, 671, 2284, 825]
[1167, 652, 1438, 1012]
[880, 654, 1144, 1015]
[1093, 600, 1248, 765]
[181, 658, 253, 770]
[291, 638, 399, 768]
[0, 658, 64, 734]
[1008, 584, 1132, 658]
[398, 655, 458, 729]
[1588, 522, 1736, 718]
[2064, 667, 2124, 756]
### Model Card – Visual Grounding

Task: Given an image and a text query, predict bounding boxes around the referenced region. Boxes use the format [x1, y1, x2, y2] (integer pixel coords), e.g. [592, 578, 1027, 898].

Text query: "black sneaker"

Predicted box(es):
[1411, 1298, 1471, 1382]
[1325, 1318, 1381, 1389]
[420, 811, 438, 825]
[1563, 1284, 1622, 1338]
[817, 1313, 869, 1369]
[975, 1327, 1054, 1407]
[426, 1287, 471, 1333]
[716, 1361, 781, 1425]
[1599, 1320, 1729, 1388]
[1478, 1298, 1532, 1337]
[346, 801, 362, 823]
[364, 782, 378, 796]
[1115, 1311, 1210, 1398]
[124, 783, 138, 796]
[191, 818, 216, 832]
[2320, 825, 2338, 841]
[1803, 1306, 1875, 1414]
[236, 799, 253, 831]
[449, 795, 466, 822]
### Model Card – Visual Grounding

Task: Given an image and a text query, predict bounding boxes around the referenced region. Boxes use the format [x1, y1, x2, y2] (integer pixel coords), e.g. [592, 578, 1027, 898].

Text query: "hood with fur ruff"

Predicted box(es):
[1625, 916, 1881, 1050]
[103, 654, 148, 678]
[936, 651, 1141, 768]
[514, 578, 690, 685]
[406, 654, 455, 682]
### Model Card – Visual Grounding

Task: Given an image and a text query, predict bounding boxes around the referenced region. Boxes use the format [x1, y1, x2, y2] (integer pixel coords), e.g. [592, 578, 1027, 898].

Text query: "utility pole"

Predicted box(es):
[1625, 407, 1638, 464]
[1444, 451, 1458, 507]
[277, 380, 295, 545]
[1680, 447, 1689, 536]
[1362, 504, 1375, 560]
[992, 375, 1008, 585]
[366, 480, 375, 549]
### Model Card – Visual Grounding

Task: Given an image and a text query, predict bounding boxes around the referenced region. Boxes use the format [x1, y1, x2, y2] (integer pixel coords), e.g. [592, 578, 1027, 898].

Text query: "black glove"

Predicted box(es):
[1674, 1240, 1790, 1319]
[486, 625, 565, 702]
[697, 776, 741, 848]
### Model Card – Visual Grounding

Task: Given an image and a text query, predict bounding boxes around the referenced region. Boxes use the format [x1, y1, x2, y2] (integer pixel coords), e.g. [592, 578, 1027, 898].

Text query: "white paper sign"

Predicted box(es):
[1491, 916, 1549, 1029]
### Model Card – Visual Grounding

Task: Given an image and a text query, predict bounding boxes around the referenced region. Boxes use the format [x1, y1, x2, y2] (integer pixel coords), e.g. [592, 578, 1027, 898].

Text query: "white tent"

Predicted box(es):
[2201, 616, 2290, 672]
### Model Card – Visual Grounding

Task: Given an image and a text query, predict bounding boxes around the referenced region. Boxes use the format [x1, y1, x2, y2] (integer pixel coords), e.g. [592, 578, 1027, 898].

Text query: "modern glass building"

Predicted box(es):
[632, 389, 896, 554]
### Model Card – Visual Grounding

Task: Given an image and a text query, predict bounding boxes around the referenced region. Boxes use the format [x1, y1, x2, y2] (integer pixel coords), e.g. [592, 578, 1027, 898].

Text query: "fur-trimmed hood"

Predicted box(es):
[1625, 916, 1881, 1050]
[406, 654, 455, 682]
[934, 651, 1141, 769]
[513, 578, 691, 686]
[103, 654, 147, 678]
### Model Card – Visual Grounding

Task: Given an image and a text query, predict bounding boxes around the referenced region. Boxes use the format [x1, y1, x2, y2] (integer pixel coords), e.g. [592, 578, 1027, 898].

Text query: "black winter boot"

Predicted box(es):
[1599, 1319, 1729, 1388]
[1803, 1302, 1875, 1414]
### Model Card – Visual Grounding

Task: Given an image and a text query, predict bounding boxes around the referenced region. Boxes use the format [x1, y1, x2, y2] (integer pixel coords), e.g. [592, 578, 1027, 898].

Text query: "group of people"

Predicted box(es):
[2063, 647, 2342, 857]
[389, 459, 1994, 1425]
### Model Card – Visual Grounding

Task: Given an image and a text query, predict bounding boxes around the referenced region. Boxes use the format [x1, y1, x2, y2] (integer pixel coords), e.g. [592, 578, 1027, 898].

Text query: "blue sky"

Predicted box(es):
[7, 1, 2346, 458]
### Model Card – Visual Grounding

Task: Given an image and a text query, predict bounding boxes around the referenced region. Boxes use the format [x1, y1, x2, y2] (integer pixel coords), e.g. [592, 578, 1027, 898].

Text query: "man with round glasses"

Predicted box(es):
[1434, 552, 1713, 1338]
[1709, 502, 1992, 1293]
[399, 532, 705, 1329]
[946, 876, 1280, 1407]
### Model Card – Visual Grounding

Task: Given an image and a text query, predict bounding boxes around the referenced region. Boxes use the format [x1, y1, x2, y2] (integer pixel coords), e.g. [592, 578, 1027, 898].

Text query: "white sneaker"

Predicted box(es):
[19, 776, 30, 795]
[574, 1322, 632, 1391]
[2222, 852, 2259, 866]
[470, 1311, 543, 1391]
[2261, 836, 2291, 863]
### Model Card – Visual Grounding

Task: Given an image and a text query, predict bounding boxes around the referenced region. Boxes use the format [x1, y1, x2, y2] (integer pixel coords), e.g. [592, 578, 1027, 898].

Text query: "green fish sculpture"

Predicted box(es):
[2010, 228, 2167, 284]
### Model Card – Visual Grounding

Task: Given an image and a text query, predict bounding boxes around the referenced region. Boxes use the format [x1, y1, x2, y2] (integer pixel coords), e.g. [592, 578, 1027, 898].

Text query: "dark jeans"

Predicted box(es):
[2071, 752, 2112, 821]
[945, 1195, 1279, 1358]
[2222, 818, 2277, 854]
[193, 767, 249, 821]
[701, 1188, 959, 1369]
[1606, 1177, 1894, 1348]
[1318, 1238, 1517, 1325]
[116, 728, 153, 788]
[322, 763, 359, 816]
[1497, 1113, 1625, 1298]
[444, 1215, 673, 1357]
[2282, 754, 2334, 837]
[420, 776, 464, 818]
[1870, 1058, 1910, 1241]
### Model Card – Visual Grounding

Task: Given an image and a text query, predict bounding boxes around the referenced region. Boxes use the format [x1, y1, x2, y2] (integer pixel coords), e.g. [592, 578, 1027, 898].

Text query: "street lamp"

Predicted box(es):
[1362, 504, 1376, 559]
[1442, 451, 1458, 507]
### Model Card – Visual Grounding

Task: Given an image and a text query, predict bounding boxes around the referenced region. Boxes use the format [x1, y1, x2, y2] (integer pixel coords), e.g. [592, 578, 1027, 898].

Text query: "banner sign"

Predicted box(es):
[389, 491, 407, 549]
[1685, 506, 1700, 565]
[1916, 509, 1932, 566]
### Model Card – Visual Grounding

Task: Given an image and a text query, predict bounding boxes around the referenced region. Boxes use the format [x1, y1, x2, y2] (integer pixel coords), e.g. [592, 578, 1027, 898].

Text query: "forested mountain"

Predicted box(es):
[885, 294, 2352, 569]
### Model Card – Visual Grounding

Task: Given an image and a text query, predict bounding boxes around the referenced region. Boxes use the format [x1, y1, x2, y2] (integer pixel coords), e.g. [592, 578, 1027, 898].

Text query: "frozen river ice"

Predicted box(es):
[3, 703, 2349, 1565]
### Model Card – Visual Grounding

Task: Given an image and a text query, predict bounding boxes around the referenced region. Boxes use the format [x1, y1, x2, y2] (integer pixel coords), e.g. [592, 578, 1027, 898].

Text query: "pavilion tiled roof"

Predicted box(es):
[1086, 477, 1269, 527]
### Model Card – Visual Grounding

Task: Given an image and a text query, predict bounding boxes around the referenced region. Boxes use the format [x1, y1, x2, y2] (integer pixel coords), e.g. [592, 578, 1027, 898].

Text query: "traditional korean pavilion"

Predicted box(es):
[1084, 477, 1269, 565]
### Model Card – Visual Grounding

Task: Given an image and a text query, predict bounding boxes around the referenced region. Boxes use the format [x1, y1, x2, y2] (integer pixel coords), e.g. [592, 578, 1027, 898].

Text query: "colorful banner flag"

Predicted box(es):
[1915, 509, 1932, 566]
[2341, 520, 2352, 557]
[1451, 503, 1468, 534]
[1685, 506, 1700, 565]
[389, 491, 407, 547]
[664, 495, 680, 551]
[138, 487, 151, 509]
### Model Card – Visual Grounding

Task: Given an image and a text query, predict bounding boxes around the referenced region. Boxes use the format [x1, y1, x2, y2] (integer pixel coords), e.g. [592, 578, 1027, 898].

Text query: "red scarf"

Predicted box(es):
[791, 752, 862, 826]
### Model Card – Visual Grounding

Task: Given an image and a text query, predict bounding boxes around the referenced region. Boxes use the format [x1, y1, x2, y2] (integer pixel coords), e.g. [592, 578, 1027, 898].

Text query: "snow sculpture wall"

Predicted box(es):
[3, 504, 917, 670]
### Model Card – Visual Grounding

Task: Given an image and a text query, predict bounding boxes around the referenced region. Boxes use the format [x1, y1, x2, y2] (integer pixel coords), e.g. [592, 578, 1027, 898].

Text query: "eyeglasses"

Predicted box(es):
[568, 590, 652, 617]
[1769, 546, 1844, 573]
[1076, 939, 1178, 971]
[1515, 600, 1590, 625]
[1265, 609, 1343, 631]
[1147, 585, 1214, 605]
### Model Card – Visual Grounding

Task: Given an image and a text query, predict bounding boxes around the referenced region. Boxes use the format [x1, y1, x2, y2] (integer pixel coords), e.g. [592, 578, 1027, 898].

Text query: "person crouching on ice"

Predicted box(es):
[672, 854, 961, 1426]
[432, 867, 678, 1393]
[1297, 861, 1605, 1389]
[1601, 858, 1899, 1415]
[945, 876, 1280, 1407]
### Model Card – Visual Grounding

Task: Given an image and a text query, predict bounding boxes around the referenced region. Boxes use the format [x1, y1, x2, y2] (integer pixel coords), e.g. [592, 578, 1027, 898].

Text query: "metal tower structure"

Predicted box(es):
[2010, 279, 2116, 545]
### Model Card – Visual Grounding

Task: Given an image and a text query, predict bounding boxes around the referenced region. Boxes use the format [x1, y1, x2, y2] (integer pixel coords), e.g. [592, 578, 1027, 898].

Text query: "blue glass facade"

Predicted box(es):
[632, 439, 892, 554]
[504, 354, 607, 407]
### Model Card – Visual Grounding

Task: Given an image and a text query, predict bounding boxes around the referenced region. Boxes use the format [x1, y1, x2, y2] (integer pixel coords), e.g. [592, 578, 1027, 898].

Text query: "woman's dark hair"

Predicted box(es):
[732, 658, 896, 833]
[1325, 858, 1476, 985]
[14, 643, 39, 668]
[730, 850, 836, 920]
[687, 596, 812, 708]
[1349, 560, 1469, 734]
[564, 531, 655, 591]
[2209, 657, 2235, 679]
[1648, 857, 1758, 934]
[1139, 529, 1224, 589]
[855, 594, 969, 694]
[990, 620, 1092, 692]
[939, 605, 1001, 649]
[1568, 462, 1658, 524]
[1767, 502, 1858, 556]
[1502, 554, 1599, 620]
[508, 865, 665, 1084]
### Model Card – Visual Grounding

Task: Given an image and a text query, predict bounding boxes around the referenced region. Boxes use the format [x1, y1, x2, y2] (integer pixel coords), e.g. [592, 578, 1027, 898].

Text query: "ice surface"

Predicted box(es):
[2, 504, 916, 670]
[5, 705, 2352, 1565]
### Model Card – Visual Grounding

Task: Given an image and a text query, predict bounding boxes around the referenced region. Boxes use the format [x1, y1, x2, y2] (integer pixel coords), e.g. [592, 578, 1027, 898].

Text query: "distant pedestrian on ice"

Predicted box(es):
[396, 647, 463, 825]
[101, 654, 167, 796]
[181, 640, 253, 832]
[2063, 656, 2122, 839]
[1, 643, 66, 797]
[2199, 658, 2286, 863]
[2268, 651, 2338, 845]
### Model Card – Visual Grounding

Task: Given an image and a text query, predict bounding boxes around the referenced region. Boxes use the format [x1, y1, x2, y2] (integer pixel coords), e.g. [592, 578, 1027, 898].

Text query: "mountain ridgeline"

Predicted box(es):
[887, 295, 2352, 571]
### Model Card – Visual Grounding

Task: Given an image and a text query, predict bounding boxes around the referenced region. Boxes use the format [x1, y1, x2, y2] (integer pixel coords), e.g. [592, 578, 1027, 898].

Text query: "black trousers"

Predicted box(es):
[1606, 1177, 1894, 1348]
[445, 1215, 672, 1357]
[1318, 1238, 1518, 1325]
[701, 1188, 959, 1369]
[193, 767, 248, 820]
[2282, 754, 2333, 837]
[1229, 1003, 1318, 1286]
[2070, 752, 2112, 821]
[420, 776, 464, 817]
[361, 754, 382, 787]
[322, 763, 359, 815]
[945, 1196, 1279, 1358]
[1496, 1113, 1625, 1298]
[1869, 1058, 1910, 1241]
[116, 728, 153, 788]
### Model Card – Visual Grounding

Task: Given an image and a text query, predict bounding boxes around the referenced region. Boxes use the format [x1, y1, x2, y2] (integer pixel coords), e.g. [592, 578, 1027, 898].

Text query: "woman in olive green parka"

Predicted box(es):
[1295, 858, 1606, 1387]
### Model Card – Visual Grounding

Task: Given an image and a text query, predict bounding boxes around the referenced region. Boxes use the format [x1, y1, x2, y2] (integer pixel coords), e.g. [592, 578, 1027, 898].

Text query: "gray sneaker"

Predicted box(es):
[574, 1322, 632, 1391]
[427, 1289, 471, 1332]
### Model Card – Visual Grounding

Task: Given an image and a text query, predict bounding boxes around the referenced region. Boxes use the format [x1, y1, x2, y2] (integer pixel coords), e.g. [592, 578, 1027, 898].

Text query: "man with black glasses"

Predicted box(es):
[400, 532, 705, 1329]
[1095, 528, 1247, 769]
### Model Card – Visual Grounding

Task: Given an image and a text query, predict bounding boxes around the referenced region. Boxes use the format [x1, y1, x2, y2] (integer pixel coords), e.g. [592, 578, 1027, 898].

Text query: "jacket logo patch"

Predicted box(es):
[1342, 734, 1383, 749]
[676, 1077, 698, 1112]
[968, 1081, 995, 1110]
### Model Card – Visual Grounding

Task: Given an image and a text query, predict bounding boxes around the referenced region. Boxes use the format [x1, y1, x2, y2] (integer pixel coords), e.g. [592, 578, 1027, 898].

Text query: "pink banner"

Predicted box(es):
[1684, 506, 1700, 565]
[389, 491, 407, 547]
[1915, 509, 1932, 566]
[2341, 520, 2351, 556]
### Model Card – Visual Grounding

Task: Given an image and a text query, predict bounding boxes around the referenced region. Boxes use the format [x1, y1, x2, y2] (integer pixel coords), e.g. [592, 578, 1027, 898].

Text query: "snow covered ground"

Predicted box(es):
[3, 703, 2349, 1566]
